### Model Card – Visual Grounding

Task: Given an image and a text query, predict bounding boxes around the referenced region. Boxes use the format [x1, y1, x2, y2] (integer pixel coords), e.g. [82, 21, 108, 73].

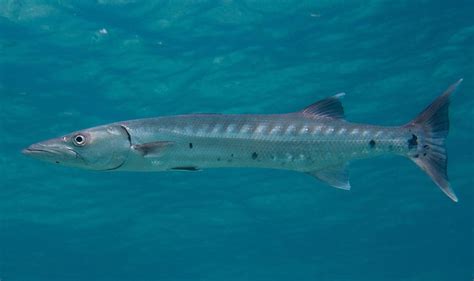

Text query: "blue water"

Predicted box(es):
[1, 1, 473, 280]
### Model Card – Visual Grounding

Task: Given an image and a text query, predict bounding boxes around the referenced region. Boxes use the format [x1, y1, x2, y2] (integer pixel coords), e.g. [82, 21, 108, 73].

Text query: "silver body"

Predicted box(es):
[22, 80, 463, 201]
[120, 114, 409, 172]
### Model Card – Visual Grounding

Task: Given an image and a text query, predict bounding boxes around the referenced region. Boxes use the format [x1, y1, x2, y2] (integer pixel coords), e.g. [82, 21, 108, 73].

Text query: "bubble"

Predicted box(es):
[98, 28, 108, 35]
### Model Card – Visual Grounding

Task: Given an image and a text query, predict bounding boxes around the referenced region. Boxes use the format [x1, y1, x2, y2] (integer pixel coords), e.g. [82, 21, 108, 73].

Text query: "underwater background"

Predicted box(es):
[1, 1, 473, 280]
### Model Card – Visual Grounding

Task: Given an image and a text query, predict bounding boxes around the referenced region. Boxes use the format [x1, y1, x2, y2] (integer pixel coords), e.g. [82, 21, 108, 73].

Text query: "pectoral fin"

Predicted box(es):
[308, 163, 351, 190]
[132, 141, 174, 157]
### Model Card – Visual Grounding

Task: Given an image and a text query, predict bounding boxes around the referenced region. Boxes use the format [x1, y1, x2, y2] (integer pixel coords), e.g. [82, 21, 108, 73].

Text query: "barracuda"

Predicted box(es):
[23, 80, 462, 201]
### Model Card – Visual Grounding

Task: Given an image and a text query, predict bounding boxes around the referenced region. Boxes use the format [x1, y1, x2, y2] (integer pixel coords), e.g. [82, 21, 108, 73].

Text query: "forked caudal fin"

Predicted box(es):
[405, 79, 463, 202]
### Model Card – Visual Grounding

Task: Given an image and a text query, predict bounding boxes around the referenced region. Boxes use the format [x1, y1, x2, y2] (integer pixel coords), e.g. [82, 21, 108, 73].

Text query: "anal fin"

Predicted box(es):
[308, 163, 351, 190]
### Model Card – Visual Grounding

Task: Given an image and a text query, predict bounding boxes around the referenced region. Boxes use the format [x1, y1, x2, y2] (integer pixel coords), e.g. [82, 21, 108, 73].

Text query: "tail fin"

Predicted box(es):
[405, 79, 462, 202]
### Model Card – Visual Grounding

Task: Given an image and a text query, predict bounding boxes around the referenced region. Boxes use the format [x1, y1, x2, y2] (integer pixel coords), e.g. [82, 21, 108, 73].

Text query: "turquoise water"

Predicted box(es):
[1, 1, 473, 280]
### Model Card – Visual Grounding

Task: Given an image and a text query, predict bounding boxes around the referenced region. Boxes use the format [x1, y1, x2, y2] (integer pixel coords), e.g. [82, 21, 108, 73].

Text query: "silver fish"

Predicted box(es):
[23, 80, 463, 202]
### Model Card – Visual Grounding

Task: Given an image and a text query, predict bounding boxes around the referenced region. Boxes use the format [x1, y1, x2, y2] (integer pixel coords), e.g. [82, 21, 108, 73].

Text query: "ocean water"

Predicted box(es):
[1, 1, 473, 280]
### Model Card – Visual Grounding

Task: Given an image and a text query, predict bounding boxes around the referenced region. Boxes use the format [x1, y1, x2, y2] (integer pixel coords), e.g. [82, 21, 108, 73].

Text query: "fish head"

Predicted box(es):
[22, 124, 131, 170]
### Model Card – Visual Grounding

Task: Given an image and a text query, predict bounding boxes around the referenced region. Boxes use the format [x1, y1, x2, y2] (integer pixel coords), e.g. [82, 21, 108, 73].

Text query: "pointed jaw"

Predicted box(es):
[22, 139, 81, 165]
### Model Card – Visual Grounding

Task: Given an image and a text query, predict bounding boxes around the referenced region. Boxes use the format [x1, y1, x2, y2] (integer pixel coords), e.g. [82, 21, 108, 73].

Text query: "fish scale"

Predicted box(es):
[113, 113, 398, 188]
[23, 80, 463, 202]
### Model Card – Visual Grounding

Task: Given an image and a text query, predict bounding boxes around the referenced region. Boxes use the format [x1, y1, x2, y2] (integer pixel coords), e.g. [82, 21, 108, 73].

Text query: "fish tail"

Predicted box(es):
[404, 79, 463, 202]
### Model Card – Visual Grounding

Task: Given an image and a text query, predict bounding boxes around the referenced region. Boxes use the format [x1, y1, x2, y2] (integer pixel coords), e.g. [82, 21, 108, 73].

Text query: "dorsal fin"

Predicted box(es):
[300, 93, 345, 119]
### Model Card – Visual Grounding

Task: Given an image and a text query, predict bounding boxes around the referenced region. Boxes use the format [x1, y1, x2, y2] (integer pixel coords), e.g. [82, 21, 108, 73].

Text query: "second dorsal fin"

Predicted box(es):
[300, 93, 345, 119]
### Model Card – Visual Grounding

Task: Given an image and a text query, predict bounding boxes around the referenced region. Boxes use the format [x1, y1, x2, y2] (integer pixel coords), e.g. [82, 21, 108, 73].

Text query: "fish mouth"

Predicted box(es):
[22, 147, 59, 155]
[22, 143, 81, 162]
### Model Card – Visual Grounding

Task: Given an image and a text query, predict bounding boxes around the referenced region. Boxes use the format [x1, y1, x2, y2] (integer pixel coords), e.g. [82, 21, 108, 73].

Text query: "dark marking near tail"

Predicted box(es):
[252, 152, 258, 160]
[369, 139, 376, 148]
[408, 134, 418, 149]
[171, 166, 199, 171]
[189, 143, 193, 149]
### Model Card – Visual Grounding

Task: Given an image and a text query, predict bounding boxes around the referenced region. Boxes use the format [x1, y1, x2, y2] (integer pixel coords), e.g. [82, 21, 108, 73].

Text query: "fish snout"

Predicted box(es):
[22, 143, 55, 155]
[22, 139, 77, 164]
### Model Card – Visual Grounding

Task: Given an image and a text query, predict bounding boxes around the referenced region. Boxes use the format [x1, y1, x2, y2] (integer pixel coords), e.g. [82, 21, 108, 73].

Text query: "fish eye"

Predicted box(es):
[73, 134, 86, 146]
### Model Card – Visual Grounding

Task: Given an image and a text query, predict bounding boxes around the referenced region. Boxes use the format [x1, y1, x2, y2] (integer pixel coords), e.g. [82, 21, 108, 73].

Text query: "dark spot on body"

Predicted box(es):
[217, 157, 221, 161]
[414, 154, 419, 158]
[55, 161, 60, 164]
[423, 152, 427, 157]
[408, 134, 418, 149]
[251, 152, 258, 160]
[388, 145, 394, 151]
[369, 139, 376, 148]
[189, 143, 193, 149]
[423, 144, 430, 150]
[231, 153, 234, 157]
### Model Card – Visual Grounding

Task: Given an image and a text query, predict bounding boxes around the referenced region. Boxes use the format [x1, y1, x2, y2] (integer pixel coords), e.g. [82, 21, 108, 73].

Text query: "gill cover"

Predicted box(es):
[69, 124, 131, 170]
